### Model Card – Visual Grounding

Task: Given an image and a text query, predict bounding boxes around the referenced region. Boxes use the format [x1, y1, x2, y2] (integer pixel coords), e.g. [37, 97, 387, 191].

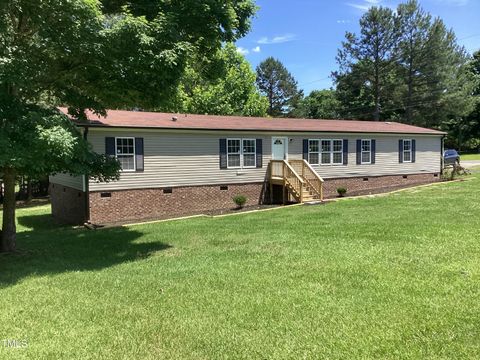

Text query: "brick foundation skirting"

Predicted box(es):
[51, 173, 440, 225]
[323, 173, 440, 198]
[88, 183, 268, 224]
[49, 183, 86, 225]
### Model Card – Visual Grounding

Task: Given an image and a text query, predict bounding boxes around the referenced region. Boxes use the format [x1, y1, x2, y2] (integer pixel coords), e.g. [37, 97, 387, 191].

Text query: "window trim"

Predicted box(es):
[115, 137, 136, 172]
[242, 138, 257, 169]
[227, 138, 242, 169]
[361, 139, 372, 165]
[313, 139, 343, 166]
[308, 139, 320, 165]
[403, 139, 412, 163]
[226, 138, 257, 169]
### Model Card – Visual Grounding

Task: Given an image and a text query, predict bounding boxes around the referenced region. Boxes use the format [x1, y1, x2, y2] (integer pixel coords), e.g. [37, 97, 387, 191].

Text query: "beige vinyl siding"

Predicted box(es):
[88, 130, 272, 191]
[288, 134, 441, 179]
[49, 173, 84, 191]
[87, 129, 442, 191]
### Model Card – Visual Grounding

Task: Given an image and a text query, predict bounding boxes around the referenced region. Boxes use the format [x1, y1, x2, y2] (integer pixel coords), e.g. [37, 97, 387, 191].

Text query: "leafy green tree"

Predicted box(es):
[443, 50, 480, 151]
[334, 0, 474, 127]
[256, 57, 303, 117]
[334, 6, 398, 121]
[396, 1, 474, 128]
[297, 90, 341, 119]
[0, 0, 256, 252]
[164, 44, 268, 116]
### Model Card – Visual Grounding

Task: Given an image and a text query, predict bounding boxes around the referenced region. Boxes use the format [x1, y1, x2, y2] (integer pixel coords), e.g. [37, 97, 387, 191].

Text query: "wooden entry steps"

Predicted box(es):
[269, 159, 324, 204]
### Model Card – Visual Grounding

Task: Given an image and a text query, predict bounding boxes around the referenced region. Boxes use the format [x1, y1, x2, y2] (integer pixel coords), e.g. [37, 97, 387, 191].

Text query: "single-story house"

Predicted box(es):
[50, 109, 446, 225]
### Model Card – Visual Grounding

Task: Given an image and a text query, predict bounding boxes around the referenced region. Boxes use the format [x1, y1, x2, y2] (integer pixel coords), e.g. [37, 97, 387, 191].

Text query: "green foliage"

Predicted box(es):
[0, 0, 256, 247]
[334, 6, 398, 121]
[233, 195, 247, 208]
[256, 57, 303, 117]
[296, 90, 341, 119]
[336, 187, 347, 197]
[162, 44, 268, 116]
[333, 0, 475, 127]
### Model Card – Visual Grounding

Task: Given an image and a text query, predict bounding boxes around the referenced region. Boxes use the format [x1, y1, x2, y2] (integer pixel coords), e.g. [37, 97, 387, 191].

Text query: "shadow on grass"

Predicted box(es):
[0, 213, 172, 288]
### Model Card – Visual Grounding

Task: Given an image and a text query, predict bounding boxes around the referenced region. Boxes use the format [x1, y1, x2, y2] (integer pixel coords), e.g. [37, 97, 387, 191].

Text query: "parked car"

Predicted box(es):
[443, 149, 460, 165]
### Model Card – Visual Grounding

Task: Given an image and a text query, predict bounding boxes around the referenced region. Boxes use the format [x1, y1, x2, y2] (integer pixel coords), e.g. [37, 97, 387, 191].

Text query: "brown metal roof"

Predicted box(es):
[60, 108, 445, 135]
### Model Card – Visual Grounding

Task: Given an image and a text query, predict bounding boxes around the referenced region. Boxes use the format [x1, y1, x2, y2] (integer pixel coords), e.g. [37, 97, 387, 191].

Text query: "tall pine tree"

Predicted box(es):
[256, 57, 303, 117]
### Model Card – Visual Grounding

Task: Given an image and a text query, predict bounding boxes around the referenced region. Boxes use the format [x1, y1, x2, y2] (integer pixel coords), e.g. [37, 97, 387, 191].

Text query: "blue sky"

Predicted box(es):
[236, 0, 480, 95]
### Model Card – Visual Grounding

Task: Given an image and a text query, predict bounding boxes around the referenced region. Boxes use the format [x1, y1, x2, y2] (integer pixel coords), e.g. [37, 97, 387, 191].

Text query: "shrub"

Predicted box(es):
[337, 187, 347, 197]
[233, 195, 247, 208]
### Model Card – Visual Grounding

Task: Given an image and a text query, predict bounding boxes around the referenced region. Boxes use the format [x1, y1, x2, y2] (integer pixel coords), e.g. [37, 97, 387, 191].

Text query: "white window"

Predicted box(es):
[308, 140, 320, 165]
[116, 137, 135, 171]
[242, 139, 256, 168]
[361, 139, 372, 164]
[316, 139, 343, 165]
[227, 138, 256, 168]
[403, 139, 412, 163]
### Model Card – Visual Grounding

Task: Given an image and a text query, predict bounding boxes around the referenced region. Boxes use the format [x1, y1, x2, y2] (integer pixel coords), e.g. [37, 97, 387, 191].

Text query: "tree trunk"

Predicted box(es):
[1, 169, 17, 253]
[26, 179, 33, 202]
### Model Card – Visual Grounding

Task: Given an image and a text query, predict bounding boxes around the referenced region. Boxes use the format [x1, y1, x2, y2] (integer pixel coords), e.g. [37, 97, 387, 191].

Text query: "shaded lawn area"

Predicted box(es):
[1, 176, 480, 359]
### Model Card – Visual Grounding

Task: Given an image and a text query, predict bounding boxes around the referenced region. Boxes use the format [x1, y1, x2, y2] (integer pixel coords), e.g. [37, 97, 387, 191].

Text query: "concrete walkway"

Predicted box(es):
[461, 160, 480, 169]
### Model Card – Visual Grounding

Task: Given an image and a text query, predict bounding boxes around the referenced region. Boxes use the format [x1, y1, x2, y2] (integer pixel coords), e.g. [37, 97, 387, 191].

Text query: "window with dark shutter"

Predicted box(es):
[256, 139, 263, 168]
[343, 139, 348, 165]
[371, 140, 376, 164]
[412, 139, 416, 163]
[219, 139, 227, 169]
[135, 138, 144, 172]
[356, 139, 362, 165]
[105, 137, 115, 156]
[303, 139, 309, 161]
[399, 139, 404, 163]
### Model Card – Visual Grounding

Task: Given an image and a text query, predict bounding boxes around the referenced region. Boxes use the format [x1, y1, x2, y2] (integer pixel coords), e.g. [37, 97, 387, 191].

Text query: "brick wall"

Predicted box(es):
[323, 173, 440, 198]
[89, 182, 267, 224]
[58, 172, 441, 225]
[49, 183, 86, 225]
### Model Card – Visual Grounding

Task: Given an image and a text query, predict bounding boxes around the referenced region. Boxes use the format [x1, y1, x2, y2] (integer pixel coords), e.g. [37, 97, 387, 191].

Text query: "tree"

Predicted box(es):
[334, 6, 398, 121]
[333, 0, 474, 126]
[443, 50, 480, 151]
[296, 90, 341, 119]
[396, 1, 474, 128]
[0, 0, 256, 252]
[163, 44, 268, 116]
[256, 57, 303, 117]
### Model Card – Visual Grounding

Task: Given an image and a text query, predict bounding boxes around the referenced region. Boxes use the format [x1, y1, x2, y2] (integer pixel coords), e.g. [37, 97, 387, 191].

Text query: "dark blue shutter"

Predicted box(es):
[343, 139, 348, 165]
[399, 139, 404, 163]
[256, 139, 263, 168]
[105, 137, 115, 156]
[219, 139, 227, 169]
[371, 140, 376, 164]
[303, 139, 309, 161]
[412, 139, 416, 163]
[356, 139, 362, 165]
[135, 138, 144, 171]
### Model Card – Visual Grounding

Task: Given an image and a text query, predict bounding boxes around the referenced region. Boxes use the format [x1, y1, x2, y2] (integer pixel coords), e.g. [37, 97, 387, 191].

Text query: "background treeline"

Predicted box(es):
[159, 0, 479, 152]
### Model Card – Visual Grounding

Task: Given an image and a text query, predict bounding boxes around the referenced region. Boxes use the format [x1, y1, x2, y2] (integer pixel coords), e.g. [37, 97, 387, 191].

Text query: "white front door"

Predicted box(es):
[272, 137, 288, 160]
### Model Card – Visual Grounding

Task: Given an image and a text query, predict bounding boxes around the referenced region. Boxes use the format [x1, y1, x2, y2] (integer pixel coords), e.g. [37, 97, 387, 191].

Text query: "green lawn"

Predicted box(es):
[462, 153, 480, 161]
[1, 175, 480, 359]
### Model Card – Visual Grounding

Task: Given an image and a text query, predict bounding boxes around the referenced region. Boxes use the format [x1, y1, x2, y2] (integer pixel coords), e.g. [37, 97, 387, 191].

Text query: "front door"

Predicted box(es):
[272, 137, 287, 160]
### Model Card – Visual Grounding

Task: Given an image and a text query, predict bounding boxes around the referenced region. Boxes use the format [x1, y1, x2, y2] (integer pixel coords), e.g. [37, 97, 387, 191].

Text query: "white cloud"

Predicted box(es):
[337, 19, 352, 24]
[236, 47, 249, 55]
[257, 34, 296, 45]
[252, 46, 261, 53]
[347, 0, 383, 12]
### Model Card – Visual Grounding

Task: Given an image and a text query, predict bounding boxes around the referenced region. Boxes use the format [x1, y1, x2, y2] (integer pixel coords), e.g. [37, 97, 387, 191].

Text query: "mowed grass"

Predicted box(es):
[462, 153, 480, 161]
[1, 176, 480, 359]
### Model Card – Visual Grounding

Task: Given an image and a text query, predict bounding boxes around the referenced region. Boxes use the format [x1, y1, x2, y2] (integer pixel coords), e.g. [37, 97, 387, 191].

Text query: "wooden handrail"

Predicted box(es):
[302, 159, 324, 183]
